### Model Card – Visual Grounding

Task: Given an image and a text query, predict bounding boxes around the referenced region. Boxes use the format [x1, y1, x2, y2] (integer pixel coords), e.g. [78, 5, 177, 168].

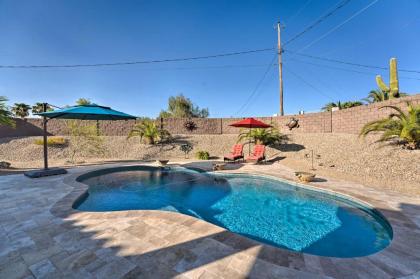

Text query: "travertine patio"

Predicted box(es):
[0, 161, 419, 279]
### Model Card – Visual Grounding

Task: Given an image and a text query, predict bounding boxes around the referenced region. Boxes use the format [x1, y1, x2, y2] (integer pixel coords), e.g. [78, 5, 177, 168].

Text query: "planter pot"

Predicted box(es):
[295, 171, 316, 183]
[143, 137, 154, 145]
[157, 160, 169, 166]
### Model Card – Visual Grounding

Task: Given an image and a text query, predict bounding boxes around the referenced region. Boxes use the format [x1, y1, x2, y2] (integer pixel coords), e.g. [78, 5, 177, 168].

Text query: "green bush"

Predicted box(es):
[34, 137, 67, 147]
[128, 119, 171, 145]
[196, 150, 210, 160]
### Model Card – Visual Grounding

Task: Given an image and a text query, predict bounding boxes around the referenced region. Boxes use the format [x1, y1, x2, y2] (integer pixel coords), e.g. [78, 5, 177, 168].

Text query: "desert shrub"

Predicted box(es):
[196, 150, 210, 160]
[34, 137, 67, 147]
[179, 143, 193, 158]
[66, 120, 105, 163]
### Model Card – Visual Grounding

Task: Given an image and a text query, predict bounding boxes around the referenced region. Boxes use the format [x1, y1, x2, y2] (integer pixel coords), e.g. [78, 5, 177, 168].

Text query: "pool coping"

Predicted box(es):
[51, 162, 420, 278]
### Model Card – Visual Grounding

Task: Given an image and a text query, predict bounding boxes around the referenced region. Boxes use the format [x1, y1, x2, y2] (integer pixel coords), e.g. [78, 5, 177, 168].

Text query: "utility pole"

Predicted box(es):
[277, 22, 284, 116]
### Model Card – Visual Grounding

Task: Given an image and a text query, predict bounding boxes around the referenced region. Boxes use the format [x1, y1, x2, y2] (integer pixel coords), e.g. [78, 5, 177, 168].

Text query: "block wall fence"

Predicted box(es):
[1, 94, 419, 138]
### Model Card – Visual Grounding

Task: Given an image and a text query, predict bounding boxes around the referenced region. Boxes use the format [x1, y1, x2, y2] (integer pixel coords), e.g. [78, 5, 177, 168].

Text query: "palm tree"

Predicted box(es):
[360, 102, 420, 149]
[322, 101, 362, 112]
[128, 119, 171, 144]
[11, 103, 31, 119]
[238, 127, 283, 145]
[0, 96, 15, 127]
[342, 101, 363, 109]
[363, 89, 408, 104]
[322, 102, 341, 112]
[32, 103, 52, 114]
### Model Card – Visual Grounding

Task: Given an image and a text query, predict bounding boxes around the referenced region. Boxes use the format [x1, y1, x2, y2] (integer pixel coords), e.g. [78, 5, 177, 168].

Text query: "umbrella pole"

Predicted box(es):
[42, 103, 48, 170]
[248, 127, 251, 156]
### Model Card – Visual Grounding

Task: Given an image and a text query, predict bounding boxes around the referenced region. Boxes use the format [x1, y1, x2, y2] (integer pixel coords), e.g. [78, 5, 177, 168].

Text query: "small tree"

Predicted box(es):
[0, 96, 15, 127]
[76, 98, 92, 106]
[66, 120, 105, 163]
[159, 94, 209, 118]
[32, 103, 53, 114]
[11, 103, 31, 119]
[180, 143, 193, 158]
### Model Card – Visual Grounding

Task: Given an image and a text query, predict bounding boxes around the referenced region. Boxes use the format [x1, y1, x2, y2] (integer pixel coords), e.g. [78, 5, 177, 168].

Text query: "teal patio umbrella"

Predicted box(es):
[24, 103, 136, 178]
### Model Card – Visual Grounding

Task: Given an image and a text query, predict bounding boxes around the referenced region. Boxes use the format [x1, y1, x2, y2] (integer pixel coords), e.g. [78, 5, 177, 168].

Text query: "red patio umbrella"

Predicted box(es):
[229, 118, 272, 155]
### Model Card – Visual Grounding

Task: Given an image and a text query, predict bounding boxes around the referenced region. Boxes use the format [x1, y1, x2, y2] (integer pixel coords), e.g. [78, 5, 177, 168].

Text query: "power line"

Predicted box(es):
[319, 15, 419, 57]
[284, 65, 335, 101]
[296, 0, 379, 52]
[284, 0, 313, 25]
[287, 58, 420, 81]
[284, 50, 420, 74]
[283, 0, 352, 47]
[234, 54, 277, 116]
[0, 48, 275, 69]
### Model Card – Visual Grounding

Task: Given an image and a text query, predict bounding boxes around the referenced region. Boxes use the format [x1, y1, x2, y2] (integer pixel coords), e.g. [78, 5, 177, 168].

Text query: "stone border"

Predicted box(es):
[51, 162, 420, 278]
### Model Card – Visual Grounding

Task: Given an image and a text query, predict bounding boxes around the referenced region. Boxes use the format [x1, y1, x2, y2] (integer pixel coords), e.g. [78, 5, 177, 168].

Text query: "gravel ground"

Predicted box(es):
[1, 134, 419, 195]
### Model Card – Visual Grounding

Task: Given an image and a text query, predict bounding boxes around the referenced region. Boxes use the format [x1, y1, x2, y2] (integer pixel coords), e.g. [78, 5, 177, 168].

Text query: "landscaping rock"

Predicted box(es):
[0, 161, 11, 169]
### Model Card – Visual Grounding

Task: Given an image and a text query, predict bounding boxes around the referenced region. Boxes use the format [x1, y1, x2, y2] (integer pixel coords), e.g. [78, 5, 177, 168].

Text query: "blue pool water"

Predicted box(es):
[74, 166, 392, 257]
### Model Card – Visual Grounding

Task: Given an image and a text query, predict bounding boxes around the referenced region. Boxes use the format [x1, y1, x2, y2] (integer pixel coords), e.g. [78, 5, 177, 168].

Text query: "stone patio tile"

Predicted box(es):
[150, 243, 198, 269]
[94, 247, 123, 263]
[174, 238, 235, 274]
[50, 249, 97, 272]
[320, 257, 359, 279]
[10, 234, 36, 250]
[352, 258, 394, 279]
[20, 243, 63, 266]
[228, 251, 258, 276]
[92, 257, 136, 279]
[122, 264, 179, 279]
[2, 219, 38, 233]
[0, 253, 30, 279]
[61, 268, 94, 279]
[28, 259, 58, 279]
[302, 254, 323, 274]
[106, 231, 157, 256]
[248, 258, 331, 279]
[0, 237, 17, 258]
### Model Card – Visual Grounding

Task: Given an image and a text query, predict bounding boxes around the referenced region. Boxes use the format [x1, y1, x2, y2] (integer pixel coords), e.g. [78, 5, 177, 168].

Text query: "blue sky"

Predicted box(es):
[0, 0, 419, 117]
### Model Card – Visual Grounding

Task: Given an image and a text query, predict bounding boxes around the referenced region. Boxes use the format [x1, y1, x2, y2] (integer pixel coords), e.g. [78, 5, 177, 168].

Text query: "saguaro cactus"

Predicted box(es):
[376, 58, 399, 98]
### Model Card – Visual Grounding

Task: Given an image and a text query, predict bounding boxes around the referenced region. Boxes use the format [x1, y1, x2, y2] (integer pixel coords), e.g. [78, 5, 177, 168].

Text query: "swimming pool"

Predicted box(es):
[74, 166, 392, 258]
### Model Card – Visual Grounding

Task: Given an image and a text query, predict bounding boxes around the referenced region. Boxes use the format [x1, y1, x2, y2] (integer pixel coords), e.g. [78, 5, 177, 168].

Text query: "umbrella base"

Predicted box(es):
[24, 167, 67, 178]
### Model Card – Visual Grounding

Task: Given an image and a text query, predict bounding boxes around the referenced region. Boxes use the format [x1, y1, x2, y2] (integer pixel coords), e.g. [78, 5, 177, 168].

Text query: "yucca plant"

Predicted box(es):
[360, 102, 420, 149]
[128, 119, 171, 145]
[238, 126, 283, 145]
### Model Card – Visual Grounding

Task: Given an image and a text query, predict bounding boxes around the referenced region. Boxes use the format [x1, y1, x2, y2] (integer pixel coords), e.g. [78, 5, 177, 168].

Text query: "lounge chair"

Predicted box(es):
[246, 144, 266, 163]
[224, 144, 244, 162]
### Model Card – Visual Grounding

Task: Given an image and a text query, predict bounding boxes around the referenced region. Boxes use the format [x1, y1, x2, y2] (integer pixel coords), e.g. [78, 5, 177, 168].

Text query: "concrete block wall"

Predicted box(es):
[0, 94, 418, 137]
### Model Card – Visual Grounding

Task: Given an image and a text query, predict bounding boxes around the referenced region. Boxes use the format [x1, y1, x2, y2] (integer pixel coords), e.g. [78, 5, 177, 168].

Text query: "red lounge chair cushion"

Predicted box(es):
[246, 145, 265, 161]
[224, 144, 243, 160]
